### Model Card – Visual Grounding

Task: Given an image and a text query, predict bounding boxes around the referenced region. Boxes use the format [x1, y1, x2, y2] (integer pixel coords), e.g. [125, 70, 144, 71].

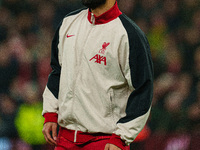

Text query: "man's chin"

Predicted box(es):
[81, 0, 106, 9]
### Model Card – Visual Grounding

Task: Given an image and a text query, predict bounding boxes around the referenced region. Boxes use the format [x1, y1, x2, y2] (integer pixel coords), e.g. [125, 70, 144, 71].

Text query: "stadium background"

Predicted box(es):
[0, 0, 200, 149]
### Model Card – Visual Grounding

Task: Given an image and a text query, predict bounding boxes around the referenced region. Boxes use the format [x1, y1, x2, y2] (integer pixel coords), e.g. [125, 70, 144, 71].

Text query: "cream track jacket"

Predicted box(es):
[42, 2, 153, 146]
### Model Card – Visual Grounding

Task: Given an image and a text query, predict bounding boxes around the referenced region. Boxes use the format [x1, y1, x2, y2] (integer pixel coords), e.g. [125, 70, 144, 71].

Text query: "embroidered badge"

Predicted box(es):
[89, 42, 110, 66]
[99, 42, 110, 54]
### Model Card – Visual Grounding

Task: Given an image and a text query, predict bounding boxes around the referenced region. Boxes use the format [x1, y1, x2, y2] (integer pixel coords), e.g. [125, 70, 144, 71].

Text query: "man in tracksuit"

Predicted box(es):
[42, 0, 153, 150]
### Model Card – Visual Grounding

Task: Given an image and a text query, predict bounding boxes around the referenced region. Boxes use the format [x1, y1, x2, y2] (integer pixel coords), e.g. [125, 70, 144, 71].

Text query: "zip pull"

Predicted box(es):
[91, 13, 95, 25]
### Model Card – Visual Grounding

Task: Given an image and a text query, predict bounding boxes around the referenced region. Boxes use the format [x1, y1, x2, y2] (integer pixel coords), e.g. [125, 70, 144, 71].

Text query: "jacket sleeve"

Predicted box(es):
[112, 16, 154, 146]
[42, 24, 62, 123]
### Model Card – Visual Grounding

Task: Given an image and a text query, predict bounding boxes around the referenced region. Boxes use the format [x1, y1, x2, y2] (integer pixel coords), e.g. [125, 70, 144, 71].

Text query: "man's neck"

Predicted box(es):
[91, 0, 116, 16]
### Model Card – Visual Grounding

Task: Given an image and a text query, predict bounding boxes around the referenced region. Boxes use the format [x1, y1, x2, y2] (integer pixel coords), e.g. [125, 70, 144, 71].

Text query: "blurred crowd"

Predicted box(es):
[0, 0, 199, 150]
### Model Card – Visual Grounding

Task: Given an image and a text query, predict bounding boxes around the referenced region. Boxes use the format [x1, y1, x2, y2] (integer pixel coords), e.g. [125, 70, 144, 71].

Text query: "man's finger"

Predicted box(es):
[46, 130, 57, 145]
[52, 123, 58, 141]
[42, 123, 57, 145]
[43, 133, 53, 145]
[43, 134, 48, 143]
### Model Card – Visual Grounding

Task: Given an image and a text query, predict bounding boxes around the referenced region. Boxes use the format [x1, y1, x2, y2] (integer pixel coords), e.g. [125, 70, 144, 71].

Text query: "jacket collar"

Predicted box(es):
[87, 2, 122, 25]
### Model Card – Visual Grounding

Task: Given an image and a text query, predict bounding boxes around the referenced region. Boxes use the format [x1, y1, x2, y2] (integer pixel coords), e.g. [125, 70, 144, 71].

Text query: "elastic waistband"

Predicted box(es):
[59, 127, 112, 144]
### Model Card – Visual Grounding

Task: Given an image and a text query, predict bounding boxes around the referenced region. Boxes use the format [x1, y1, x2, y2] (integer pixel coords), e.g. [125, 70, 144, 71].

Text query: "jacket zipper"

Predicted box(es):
[91, 13, 95, 25]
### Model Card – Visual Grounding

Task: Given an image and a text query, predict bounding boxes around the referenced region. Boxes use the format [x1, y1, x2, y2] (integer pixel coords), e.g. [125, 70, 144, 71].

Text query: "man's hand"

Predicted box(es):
[104, 144, 122, 150]
[42, 122, 57, 145]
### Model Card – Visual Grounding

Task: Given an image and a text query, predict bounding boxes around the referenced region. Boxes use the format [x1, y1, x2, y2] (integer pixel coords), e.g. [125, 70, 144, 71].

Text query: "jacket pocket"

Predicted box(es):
[109, 90, 118, 125]
[109, 87, 129, 123]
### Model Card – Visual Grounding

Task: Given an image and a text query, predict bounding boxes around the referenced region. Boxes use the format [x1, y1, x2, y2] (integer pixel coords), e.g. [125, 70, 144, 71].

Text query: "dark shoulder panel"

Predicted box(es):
[119, 13, 153, 87]
[47, 21, 62, 99]
[118, 14, 154, 123]
[119, 14, 150, 58]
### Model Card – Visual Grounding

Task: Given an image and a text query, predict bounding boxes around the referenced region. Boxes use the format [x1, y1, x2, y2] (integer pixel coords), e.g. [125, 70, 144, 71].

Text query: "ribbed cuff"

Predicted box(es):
[108, 134, 126, 150]
[43, 113, 58, 124]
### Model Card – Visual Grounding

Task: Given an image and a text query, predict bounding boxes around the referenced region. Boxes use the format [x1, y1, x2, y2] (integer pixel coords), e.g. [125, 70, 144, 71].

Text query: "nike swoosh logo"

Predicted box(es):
[67, 34, 75, 38]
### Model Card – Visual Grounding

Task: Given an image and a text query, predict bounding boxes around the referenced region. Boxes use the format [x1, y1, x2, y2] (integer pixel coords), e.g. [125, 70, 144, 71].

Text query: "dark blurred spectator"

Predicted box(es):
[0, 25, 7, 45]
[1, 0, 24, 16]
[0, 25, 19, 94]
[118, 0, 137, 19]
[182, 25, 200, 72]
[163, 0, 181, 32]
[0, 7, 13, 27]
[147, 9, 168, 77]
[193, 46, 200, 80]
[186, 48, 200, 133]
[165, 46, 183, 74]
[132, 0, 161, 20]
[0, 94, 18, 138]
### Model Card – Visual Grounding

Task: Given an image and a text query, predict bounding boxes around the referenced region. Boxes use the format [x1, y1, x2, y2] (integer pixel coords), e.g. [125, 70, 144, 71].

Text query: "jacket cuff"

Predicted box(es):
[108, 134, 126, 150]
[43, 113, 58, 124]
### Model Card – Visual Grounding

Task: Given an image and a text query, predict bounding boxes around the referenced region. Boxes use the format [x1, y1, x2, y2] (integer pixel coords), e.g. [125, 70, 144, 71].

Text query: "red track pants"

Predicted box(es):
[55, 127, 130, 150]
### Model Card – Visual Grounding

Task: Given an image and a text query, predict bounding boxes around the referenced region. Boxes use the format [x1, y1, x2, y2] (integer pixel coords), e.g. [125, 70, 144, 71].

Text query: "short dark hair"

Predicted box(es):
[0, 26, 8, 44]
